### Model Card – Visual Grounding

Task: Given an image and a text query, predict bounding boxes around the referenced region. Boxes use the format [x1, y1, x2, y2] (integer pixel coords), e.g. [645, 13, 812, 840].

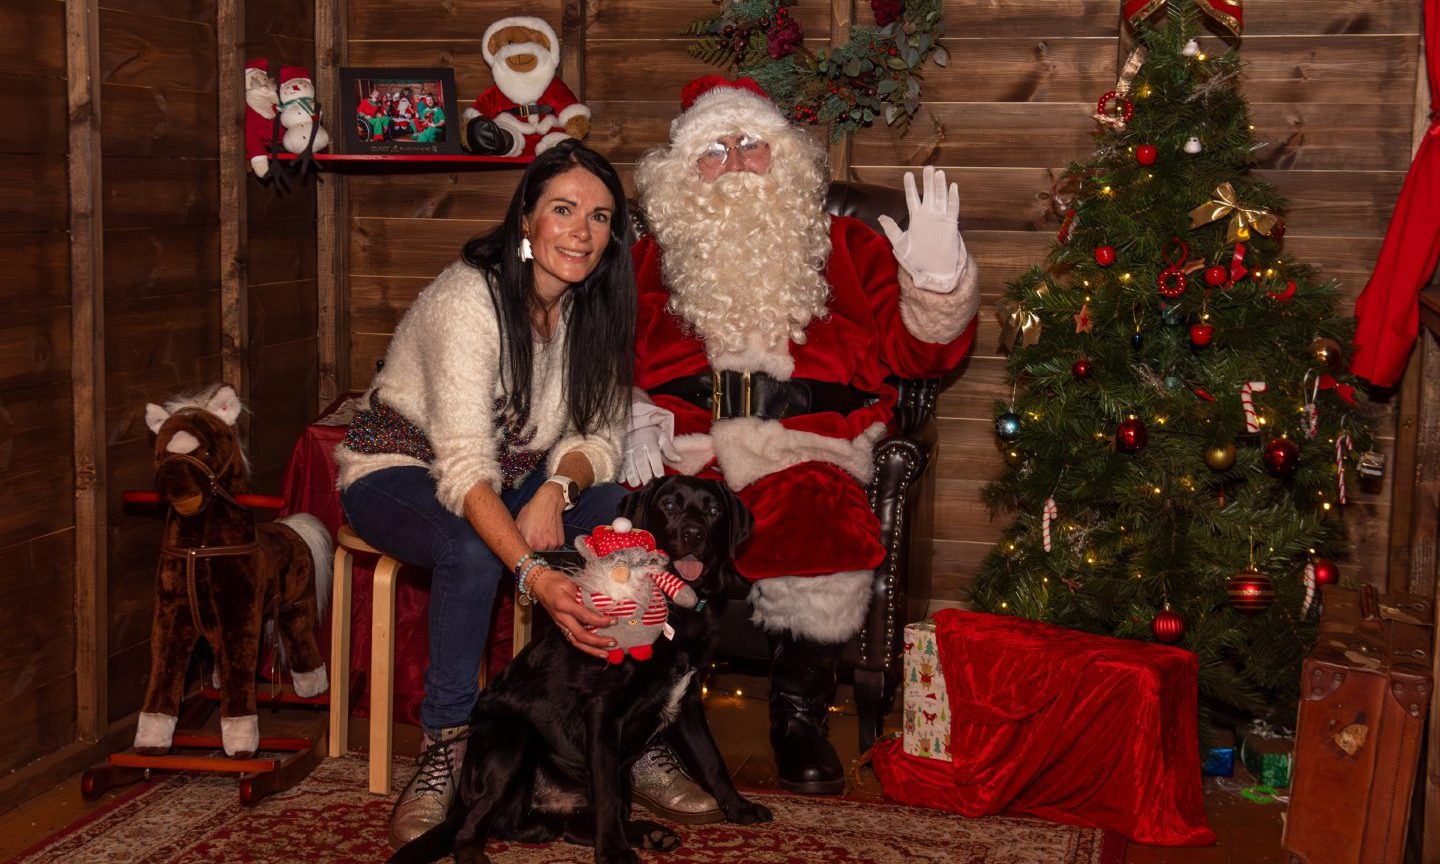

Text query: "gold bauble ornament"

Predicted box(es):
[1003, 447, 1024, 467]
[1204, 442, 1237, 471]
[1308, 336, 1344, 370]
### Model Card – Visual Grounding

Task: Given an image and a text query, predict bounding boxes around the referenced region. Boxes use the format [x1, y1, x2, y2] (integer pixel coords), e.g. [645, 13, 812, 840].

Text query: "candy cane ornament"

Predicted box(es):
[1301, 562, 1317, 616]
[1302, 373, 1320, 439]
[1335, 434, 1351, 504]
[1042, 497, 1058, 552]
[1240, 381, 1267, 433]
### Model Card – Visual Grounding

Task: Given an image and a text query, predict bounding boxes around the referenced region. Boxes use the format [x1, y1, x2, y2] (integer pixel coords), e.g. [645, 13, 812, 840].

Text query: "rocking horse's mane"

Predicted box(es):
[159, 383, 252, 472]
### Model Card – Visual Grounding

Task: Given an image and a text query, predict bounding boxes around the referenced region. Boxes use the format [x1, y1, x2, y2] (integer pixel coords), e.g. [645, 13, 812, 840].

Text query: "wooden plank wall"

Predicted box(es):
[0, 0, 81, 775]
[336, 0, 1413, 609]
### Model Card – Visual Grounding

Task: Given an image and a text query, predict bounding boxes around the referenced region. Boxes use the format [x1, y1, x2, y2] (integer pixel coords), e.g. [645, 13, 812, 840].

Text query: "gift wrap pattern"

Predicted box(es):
[903, 621, 951, 761]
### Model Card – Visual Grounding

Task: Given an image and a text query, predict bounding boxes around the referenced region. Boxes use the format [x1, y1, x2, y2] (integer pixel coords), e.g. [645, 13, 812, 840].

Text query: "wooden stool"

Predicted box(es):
[330, 524, 533, 795]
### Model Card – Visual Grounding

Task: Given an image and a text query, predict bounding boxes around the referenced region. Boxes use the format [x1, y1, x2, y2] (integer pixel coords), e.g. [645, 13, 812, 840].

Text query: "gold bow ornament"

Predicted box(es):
[996, 298, 1042, 352]
[1189, 182, 1278, 243]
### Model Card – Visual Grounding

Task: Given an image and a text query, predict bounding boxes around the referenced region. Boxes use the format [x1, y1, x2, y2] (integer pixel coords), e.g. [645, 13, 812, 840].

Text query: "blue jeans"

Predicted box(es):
[339, 464, 627, 731]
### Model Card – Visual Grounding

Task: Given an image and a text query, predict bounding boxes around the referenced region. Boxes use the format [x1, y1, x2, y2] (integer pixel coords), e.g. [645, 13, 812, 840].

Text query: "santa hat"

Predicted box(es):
[668, 75, 791, 154]
[279, 65, 311, 85]
[482, 16, 560, 65]
[246, 58, 269, 73]
[580, 517, 661, 558]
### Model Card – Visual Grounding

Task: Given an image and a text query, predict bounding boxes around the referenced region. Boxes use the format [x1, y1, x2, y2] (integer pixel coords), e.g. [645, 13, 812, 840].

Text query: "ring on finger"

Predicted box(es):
[561, 627, 573, 640]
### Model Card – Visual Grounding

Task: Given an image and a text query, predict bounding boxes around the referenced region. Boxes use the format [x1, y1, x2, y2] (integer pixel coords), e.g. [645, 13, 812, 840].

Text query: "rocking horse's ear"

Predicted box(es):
[206, 385, 243, 426]
[145, 402, 171, 435]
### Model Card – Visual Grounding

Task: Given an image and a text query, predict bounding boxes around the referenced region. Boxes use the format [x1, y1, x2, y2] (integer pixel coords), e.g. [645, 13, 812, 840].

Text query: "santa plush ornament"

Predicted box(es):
[278, 65, 329, 157]
[244, 59, 279, 178]
[463, 16, 590, 157]
[572, 518, 697, 665]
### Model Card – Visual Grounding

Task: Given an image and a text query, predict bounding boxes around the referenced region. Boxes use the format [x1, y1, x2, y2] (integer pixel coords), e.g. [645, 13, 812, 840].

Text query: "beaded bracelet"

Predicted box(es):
[516, 558, 546, 606]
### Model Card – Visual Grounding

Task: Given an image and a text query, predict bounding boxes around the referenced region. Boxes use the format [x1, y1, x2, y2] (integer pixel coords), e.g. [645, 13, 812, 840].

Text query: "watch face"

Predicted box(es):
[565, 481, 580, 504]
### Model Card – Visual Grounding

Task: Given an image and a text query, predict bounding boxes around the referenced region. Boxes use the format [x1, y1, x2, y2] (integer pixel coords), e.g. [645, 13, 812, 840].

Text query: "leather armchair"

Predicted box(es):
[710, 181, 940, 754]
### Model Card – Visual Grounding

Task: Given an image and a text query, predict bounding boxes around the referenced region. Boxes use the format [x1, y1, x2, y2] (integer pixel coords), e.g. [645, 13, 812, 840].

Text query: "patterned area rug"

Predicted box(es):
[12, 754, 1123, 863]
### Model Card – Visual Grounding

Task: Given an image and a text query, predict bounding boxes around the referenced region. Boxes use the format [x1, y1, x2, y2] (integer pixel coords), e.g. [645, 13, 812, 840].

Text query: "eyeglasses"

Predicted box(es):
[697, 134, 769, 168]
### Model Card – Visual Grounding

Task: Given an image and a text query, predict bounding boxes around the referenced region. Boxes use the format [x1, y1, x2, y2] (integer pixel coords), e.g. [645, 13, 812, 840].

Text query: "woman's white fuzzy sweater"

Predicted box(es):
[334, 260, 623, 515]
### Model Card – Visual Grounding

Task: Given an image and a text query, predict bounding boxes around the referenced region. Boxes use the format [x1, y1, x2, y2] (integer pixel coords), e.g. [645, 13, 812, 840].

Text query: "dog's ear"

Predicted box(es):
[619, 476, 667, 529]
[721, 484, 754, 556]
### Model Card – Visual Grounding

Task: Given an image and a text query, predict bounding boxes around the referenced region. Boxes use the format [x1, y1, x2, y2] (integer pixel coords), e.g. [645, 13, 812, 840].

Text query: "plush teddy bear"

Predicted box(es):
[244, 58, 279, 178]
[278, 65, 329, 156]
[572, 518, 696, 665]
[462, 16, 591, 157]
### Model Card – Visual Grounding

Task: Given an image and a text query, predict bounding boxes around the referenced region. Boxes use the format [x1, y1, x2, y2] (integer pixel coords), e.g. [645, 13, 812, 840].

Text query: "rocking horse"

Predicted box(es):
[132, 384, 332, 758]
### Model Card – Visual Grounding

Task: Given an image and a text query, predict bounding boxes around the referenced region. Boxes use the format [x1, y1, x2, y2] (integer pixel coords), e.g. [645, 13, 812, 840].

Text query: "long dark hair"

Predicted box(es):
[461, 140, 634, 436]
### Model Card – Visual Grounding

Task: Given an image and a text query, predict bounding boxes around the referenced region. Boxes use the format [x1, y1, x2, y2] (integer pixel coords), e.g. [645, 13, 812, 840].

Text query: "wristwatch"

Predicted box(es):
[546, 474, 580, 510]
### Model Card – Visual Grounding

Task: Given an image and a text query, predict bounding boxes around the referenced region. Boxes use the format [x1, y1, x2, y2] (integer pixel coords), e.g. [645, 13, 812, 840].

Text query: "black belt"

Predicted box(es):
[504, 103, 554, 118]
[649, 370, 876, 421]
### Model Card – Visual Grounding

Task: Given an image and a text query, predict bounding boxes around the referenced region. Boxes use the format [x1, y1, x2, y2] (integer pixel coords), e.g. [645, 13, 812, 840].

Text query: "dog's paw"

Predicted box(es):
[725, 799, 773, 825]
[628, 819, 681, 852]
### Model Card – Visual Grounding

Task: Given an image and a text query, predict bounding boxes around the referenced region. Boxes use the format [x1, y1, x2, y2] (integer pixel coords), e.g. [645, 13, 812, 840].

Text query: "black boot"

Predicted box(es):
[769, 634, 845, 794]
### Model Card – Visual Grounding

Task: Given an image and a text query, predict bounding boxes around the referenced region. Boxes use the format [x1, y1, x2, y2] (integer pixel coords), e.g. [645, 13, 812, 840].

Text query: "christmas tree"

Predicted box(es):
[971, 5, 1375, 722]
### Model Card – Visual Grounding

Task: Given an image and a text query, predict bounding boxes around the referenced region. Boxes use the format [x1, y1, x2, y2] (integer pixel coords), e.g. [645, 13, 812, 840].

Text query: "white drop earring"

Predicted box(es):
[518, 236, 534, 261]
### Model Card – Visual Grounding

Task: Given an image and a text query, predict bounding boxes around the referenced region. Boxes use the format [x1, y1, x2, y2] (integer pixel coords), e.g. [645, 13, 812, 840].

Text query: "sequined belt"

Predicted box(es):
[342, 392, 436, 462]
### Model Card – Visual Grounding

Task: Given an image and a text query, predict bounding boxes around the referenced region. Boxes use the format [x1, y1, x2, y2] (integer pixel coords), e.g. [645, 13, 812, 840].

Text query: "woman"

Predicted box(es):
[336, 140, 633, 846]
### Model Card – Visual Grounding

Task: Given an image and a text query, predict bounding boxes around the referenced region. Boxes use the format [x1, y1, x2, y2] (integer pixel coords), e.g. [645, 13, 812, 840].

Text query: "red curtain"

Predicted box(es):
[1350, 0, 1440, 387]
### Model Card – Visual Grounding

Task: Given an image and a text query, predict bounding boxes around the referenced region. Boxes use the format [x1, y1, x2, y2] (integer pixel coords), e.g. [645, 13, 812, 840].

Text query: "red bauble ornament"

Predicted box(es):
[1136, 144, 1158, 166]
[1262, 437, 1300, 478]
[1227, 566, 1276, 616]
[1190, 323, 1214, 347]
[1151, 603, 1185, 643]
[1094, 245, 1117, 267]
[1271, 220, 1286, 241]
[1072, 357, 1093, 381]
[1115, 416, 1148, 453]
[1312, 557, 1340, 587]
[1204, 265, 1228, 286]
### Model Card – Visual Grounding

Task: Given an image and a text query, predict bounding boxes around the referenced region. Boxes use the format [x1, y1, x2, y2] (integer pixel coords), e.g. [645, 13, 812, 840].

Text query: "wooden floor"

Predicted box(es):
[0, 672, 1284, 863]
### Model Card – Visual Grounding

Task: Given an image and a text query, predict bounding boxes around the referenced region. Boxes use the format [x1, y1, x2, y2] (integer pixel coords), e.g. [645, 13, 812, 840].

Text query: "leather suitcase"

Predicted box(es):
[1283, 586, 1433, 864]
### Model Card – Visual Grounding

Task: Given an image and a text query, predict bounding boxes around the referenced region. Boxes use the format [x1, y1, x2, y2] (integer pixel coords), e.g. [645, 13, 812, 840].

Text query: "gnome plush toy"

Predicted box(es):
[463, 16, 590, 157]
[244, 59, 279, 178]
[573, 518, 696, 665]
[278, 65, 330, 156]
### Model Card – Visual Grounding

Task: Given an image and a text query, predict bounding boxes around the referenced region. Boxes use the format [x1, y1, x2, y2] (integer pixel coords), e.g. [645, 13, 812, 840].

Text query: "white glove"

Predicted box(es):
[623, 402, 680, 487]
[877, 165, 967, 293]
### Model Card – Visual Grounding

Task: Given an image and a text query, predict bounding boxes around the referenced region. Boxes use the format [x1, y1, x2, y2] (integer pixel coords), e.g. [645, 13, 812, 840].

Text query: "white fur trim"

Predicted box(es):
[707, 331, 795, 380]
[134, 712, 177, 750]
[220, 715, 260, 756]
[670, 87, 792, 160]
[165, 430, 200, 455]
[898, 247, 980, 344]
[671, 433, 716, 476]
[250, 154, 270, 178]
[547, 431, 623, 485]
[534, 131, 570, 155]
[490, 45, 559, 106]
[462, 105, 482, 125]
[491, 112, 529, 158]
[291, 662, 329, 698]
[278, 513, 332, 621]
[482, 16, 558, 65]
[710, 418, 886, 491]
[557, 102, 591, 126]
[748, 570, 873, 643]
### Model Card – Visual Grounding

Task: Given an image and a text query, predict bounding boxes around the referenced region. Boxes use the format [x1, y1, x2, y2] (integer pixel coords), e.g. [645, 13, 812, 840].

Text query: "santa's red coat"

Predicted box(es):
[468, 78, 585, 157]
[632, 216, 975, 580]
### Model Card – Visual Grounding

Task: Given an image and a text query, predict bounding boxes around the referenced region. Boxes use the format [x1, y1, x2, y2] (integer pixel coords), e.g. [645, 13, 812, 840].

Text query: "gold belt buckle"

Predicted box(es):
[711, 370, 754, 419]
[712, 370, 723, 421]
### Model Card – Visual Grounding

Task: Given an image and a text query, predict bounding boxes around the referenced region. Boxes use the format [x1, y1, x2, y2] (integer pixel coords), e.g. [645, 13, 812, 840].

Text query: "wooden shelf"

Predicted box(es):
[273, 152, 530, 165]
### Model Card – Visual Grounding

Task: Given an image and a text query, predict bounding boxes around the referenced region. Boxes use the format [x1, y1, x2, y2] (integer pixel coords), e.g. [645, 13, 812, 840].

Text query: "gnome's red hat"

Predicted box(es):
[669, 74, 789, 153]
[580, 517, 661, 558]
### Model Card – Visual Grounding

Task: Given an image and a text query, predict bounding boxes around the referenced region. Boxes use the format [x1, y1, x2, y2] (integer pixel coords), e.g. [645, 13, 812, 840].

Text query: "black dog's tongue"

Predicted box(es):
[674, 557, 703, 582]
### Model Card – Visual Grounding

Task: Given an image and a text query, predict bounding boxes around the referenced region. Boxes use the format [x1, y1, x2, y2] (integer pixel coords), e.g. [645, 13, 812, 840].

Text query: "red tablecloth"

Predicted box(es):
[873, 609, 1215, 847]
[279, 396, 515, 726]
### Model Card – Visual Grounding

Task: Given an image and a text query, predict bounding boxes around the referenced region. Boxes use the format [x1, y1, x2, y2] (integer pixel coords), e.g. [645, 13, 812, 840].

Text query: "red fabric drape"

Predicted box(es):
[873, 610, 1215, 847]
[1350, 0, 1440, 387]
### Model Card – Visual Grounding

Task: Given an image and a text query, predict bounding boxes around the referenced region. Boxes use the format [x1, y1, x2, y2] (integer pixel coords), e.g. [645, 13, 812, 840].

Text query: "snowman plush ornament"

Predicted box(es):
[278, 66, 330, 157]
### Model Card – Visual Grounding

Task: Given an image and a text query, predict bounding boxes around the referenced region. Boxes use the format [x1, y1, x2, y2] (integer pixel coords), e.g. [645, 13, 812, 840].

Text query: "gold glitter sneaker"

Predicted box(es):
[630, 742, 724, 825]
[388, 724, 468, 848]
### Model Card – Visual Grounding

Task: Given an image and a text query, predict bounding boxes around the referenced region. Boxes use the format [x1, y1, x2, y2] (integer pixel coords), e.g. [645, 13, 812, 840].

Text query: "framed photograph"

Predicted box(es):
[340, 67, 461, 155]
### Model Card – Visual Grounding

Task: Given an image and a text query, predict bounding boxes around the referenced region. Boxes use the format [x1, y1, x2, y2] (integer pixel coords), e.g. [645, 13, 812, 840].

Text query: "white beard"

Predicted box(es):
[637, 140, 832, 373]
[490, 43, 559, 105]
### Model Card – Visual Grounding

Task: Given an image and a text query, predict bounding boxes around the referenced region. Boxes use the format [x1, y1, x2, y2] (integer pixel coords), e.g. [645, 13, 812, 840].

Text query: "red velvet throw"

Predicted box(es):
[1350, 0, 1440, 387]
[873, 609, 1215, 847]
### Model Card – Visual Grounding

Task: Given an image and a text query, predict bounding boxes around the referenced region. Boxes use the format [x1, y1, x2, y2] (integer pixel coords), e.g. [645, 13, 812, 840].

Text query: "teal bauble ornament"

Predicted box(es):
[995, 411, 1022, 442]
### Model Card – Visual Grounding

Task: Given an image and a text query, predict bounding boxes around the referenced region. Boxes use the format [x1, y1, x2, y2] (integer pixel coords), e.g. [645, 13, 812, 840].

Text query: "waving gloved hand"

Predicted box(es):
[877, 165, 968, 293]
[622, 400, 680, 488]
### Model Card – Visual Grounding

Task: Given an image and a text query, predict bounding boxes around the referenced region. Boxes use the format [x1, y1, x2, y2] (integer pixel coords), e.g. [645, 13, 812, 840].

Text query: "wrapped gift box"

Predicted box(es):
[902, 621, 950, 761]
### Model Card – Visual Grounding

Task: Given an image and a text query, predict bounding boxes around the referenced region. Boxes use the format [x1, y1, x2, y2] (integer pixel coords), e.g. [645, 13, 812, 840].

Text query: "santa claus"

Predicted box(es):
[625, 76, 979, 796]
[462, 16, 590, 158]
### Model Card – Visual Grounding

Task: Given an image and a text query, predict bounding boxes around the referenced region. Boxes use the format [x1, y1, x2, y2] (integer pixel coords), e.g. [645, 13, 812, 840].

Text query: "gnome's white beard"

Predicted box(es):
[637, 142, 832, 360]
[490, 43, 559, 105]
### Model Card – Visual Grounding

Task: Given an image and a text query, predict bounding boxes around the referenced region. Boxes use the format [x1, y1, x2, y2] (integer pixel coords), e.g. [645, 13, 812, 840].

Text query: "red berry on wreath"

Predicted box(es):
[1204, 265, 1228, 287]
[1094, 245, 1117, 267]
[1136, 144, 1157, 165]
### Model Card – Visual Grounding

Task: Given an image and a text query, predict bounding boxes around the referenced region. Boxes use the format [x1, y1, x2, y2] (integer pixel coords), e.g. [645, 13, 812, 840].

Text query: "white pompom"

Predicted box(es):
[612, 517, 633, 533]
[1181, 39, 1200, 57]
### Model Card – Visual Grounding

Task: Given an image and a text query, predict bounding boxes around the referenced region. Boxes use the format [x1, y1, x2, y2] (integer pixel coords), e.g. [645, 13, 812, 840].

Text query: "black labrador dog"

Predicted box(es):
[389, 475, 771, 864]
